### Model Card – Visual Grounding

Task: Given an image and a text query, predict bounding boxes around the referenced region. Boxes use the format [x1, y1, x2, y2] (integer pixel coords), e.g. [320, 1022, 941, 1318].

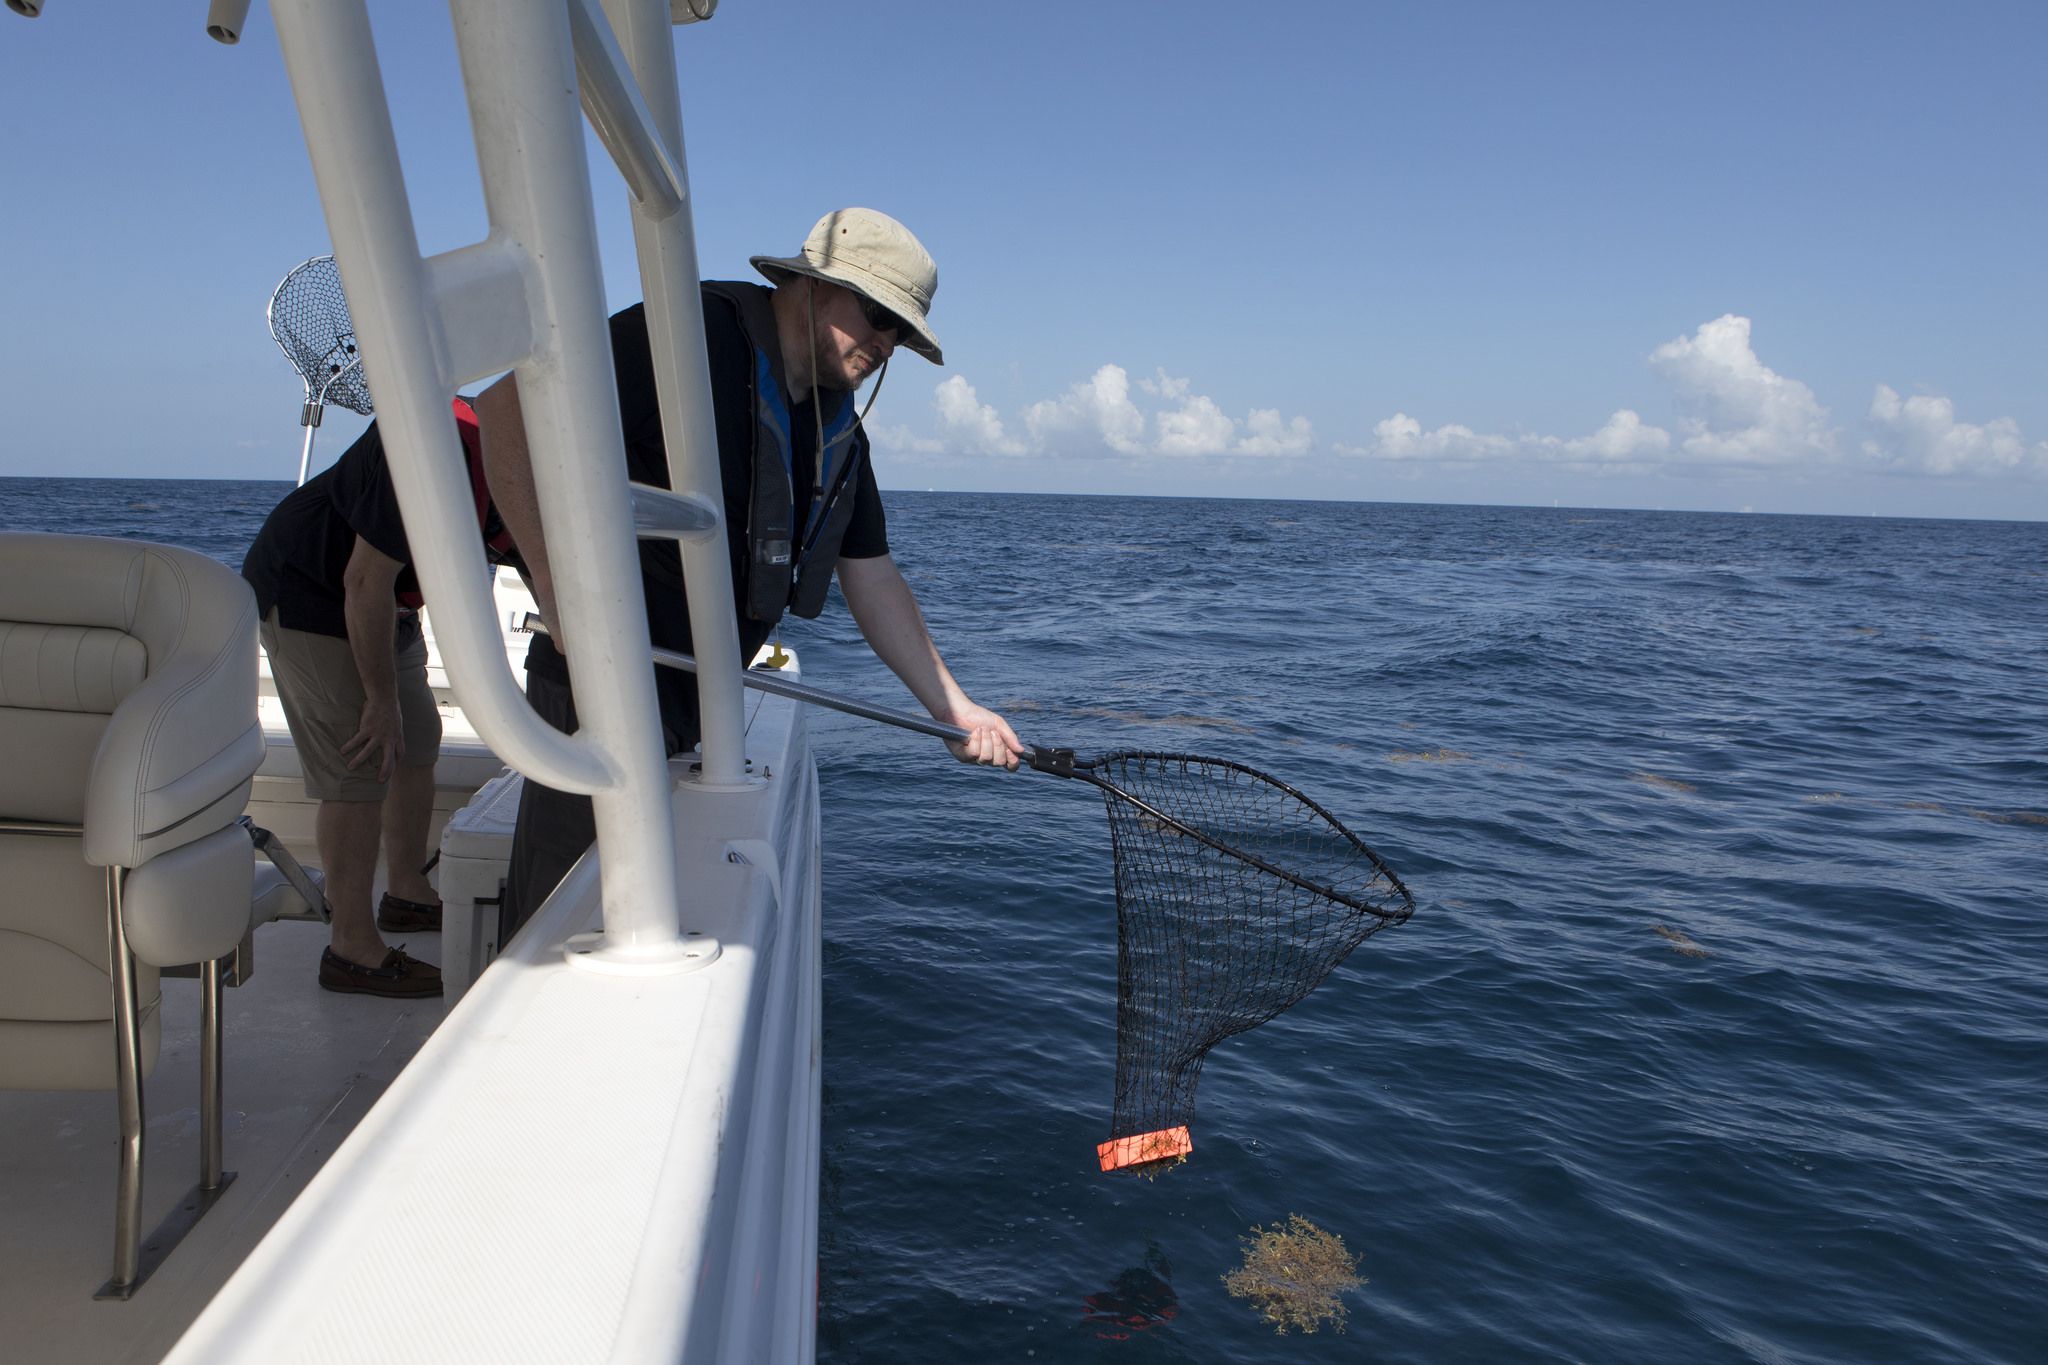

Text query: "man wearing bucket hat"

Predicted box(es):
[478, 208, 1023, 930]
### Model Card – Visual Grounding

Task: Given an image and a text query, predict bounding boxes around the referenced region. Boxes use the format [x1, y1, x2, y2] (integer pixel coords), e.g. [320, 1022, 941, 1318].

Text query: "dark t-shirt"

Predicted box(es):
[241, 424, 424, 640]
[523, 286, 889, 743]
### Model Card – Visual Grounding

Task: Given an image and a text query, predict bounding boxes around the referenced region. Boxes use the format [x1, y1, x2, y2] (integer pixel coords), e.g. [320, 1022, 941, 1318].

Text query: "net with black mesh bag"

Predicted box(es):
[268, 255, 375, 484]
[1057, 751, 1415, 1174]
[644, 653, 1419, 1179]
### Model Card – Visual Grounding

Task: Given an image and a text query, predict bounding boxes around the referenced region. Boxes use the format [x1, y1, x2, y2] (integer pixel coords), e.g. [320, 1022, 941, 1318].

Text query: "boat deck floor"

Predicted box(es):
[1, 913, 446, 1364]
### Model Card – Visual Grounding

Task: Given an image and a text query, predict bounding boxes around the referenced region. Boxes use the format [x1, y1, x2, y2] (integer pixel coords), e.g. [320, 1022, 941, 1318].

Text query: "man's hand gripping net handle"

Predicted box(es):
[650, 646, 1075, 774]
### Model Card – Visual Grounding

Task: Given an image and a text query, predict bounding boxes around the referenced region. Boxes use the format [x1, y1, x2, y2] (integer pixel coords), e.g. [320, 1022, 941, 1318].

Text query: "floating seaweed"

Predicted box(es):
[1222, 1215, 1363, 1335]
[1653, 925, 1712, 958]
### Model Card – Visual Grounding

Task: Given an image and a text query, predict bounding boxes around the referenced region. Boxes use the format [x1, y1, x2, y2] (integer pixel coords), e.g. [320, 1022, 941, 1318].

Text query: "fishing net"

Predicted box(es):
[1041, 750, 1415, 1175]
[658, 658, 1421, 1179]
[267, 255, 375, 417]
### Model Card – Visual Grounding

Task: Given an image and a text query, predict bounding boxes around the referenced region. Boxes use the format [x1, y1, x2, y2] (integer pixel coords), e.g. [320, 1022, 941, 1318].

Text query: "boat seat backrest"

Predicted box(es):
[0, 532, 264, 1091]
[0, 622, 149, 711]
[0, 532, 266, 865]
[0, 622, 150, 823]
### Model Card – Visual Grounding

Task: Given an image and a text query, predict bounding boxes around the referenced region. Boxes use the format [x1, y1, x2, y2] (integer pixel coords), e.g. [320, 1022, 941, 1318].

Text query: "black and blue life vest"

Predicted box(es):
[700, 281, 865, 626]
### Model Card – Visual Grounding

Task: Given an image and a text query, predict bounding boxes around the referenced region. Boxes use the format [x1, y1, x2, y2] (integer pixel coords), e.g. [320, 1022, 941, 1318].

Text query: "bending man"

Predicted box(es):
[482, 207, 1021, 932]
[241, 402, 518, 996]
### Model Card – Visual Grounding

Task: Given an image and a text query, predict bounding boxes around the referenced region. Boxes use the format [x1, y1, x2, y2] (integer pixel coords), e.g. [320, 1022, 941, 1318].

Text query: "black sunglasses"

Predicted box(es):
[858, 296, 914, 342]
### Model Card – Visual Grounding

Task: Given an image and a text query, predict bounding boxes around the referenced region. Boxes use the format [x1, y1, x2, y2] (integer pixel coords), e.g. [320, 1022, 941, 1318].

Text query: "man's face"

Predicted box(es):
[805, 280, 903, 391]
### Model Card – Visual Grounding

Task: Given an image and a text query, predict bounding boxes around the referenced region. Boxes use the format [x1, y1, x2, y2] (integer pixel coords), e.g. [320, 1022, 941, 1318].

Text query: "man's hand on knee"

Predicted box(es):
[341, 696, 405, 782]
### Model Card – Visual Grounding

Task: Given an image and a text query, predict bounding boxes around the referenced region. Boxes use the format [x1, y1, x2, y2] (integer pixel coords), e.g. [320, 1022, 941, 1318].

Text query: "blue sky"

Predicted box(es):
[3, 0, 2044, 518]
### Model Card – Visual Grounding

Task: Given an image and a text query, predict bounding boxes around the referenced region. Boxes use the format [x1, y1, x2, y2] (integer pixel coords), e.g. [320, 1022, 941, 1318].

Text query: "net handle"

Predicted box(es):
[653, 646, 980, 744]
[650, 646, 1413, 923]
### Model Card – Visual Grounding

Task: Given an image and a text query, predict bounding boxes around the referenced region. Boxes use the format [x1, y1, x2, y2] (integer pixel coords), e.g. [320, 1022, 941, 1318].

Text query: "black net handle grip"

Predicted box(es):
[652, 646, 1071, 770]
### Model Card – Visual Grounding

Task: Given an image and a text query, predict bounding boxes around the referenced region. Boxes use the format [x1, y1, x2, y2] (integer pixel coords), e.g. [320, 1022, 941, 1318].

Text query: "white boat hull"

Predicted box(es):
[167, 684, 823, 1364]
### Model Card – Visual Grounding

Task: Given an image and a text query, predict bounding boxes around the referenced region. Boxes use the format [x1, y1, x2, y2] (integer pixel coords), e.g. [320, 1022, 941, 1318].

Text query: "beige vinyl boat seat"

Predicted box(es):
[0, 532, 267, 1300]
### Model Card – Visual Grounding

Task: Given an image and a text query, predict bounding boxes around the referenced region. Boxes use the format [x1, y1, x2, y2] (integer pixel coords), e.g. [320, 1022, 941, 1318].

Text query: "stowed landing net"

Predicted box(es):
[269, 256, 375, 486]
[1051, 750, 1416, 1175]
[268, 256, 375, 418]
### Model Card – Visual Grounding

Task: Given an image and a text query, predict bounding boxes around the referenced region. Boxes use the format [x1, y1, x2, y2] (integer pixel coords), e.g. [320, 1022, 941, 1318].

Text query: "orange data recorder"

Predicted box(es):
[1096, 1126, 1193, 1173]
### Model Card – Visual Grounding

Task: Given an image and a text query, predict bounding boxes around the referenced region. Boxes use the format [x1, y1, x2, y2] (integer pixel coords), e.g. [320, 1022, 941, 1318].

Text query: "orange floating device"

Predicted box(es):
[1097, 1127, 1193, 1173]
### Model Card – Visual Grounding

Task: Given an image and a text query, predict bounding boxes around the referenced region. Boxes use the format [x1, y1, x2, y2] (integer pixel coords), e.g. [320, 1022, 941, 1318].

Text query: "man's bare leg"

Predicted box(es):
[319, 797, 388, 967]
[381, 762, 440, 906]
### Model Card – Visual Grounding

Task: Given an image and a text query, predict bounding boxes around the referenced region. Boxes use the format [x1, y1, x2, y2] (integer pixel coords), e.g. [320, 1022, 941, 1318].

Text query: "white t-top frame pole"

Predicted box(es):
[587, 0, 748, 788]
[267, 0, 742, 972]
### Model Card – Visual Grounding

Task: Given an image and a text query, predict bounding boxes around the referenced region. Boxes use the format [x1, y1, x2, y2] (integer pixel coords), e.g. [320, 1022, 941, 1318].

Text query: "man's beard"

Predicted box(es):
[814, 342, 878, 392]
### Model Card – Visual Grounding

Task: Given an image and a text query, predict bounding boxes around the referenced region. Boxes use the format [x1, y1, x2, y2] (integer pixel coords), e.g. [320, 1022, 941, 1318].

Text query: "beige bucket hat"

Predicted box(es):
[751, 208, 943, 365]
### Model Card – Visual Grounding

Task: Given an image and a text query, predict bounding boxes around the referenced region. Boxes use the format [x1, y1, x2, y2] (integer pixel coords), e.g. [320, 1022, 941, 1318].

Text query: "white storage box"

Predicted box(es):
[438, 767, 524, 1000]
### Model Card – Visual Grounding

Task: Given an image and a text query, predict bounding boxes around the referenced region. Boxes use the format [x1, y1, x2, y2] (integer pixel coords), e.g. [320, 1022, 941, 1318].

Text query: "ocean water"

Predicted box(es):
[5, 480, 2043, 1362]
[0, 477, 292, 571]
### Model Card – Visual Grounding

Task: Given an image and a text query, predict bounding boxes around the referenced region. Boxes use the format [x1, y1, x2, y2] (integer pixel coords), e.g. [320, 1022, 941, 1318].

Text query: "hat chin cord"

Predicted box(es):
[859, 356, 889, 424]
[809, 284, 824, 496]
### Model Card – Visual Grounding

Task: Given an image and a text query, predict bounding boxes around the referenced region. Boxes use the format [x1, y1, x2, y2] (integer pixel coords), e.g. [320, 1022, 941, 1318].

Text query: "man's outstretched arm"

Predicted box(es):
[836, 553, 1023, 770]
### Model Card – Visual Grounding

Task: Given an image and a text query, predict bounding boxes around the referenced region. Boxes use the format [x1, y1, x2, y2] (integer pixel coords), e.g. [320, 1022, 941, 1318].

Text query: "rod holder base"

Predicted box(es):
[562, 930, 720, 976]
[669, 754, 766, 794]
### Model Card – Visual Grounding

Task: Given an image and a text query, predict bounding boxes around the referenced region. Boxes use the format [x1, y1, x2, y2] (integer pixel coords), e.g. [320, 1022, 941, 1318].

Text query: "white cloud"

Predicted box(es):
[1646, 314, 1836, 466]
[932, 375, 1028, 456]
[1347, 314, 1842, 475]
[1367, 414, 1518, 462]
[873, 317, 2042, 483]
[1023, 364, 1150, 455]
[885, 363, 1315, 461]
[1145, 368, 1314, 457]
[1238, 408, 1316, 457]
[866, 423, 944, 454]
[1358, 407, 1668, 470]
[1862, 385, 2046, 477]
[1136, 370, 1190, 400]
[1154, 393, 1238, 455]
[1563, 408, 1671, 463]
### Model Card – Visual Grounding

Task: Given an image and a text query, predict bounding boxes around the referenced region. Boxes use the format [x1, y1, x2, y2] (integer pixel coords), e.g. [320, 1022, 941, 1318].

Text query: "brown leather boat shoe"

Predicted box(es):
[319, 944, 443, 997]
[376, 892, 443, 933]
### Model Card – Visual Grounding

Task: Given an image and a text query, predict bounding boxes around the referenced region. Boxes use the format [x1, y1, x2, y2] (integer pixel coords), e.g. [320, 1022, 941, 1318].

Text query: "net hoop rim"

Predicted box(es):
[267, 255, 335, 386]
[267, 254, 376, 416]
[1072, 749, 1416, 925]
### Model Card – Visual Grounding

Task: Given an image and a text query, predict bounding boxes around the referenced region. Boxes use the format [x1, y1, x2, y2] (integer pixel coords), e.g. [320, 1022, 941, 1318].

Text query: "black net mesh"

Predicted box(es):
[267, 255, 375, 417]
[1079, 751, 1414, 1175]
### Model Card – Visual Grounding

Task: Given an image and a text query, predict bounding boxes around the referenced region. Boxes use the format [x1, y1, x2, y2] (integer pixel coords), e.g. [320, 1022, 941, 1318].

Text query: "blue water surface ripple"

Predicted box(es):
[6, 479, 2042, 1363]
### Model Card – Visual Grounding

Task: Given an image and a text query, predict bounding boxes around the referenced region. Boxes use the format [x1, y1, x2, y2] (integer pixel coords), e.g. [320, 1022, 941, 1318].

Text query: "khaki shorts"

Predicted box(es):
[261, 609, 442, 803]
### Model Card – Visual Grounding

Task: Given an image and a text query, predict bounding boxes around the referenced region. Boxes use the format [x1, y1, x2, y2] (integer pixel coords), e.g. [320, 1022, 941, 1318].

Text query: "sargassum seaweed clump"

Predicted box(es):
[1222, 1215, 1364, 1334]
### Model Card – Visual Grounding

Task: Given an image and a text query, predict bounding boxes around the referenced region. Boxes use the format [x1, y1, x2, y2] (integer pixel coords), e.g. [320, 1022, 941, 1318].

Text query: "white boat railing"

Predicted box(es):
[265, 0, 752, 972]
